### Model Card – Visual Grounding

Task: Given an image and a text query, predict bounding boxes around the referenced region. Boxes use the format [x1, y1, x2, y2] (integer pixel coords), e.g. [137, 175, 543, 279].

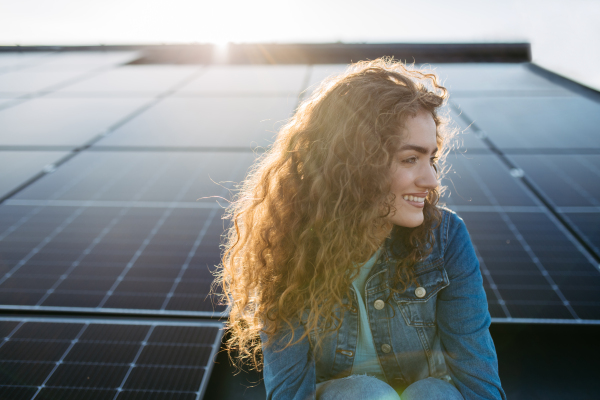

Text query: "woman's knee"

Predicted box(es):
[401, 377, 464, 400]
[317, 375, 401, 400]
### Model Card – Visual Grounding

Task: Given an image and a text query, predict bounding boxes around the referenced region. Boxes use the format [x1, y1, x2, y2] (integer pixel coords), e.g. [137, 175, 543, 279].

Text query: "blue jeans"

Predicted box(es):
[316, 376, 464, 400]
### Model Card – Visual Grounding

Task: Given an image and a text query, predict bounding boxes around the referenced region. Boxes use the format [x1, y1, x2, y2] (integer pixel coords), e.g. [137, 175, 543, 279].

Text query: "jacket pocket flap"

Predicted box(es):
[392, 258, 448, 303]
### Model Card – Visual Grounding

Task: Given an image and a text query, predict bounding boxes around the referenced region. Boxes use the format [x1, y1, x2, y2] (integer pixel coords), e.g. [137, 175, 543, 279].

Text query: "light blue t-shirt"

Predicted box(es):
[350, 247, 387, 381]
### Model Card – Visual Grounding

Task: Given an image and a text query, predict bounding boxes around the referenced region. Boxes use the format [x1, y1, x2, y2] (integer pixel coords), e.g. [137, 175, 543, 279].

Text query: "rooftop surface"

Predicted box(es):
[0, 49, 599, 399]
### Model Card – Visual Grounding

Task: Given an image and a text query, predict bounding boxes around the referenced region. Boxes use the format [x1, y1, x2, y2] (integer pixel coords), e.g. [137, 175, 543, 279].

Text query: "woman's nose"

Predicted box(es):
[417, 163, 438, 189]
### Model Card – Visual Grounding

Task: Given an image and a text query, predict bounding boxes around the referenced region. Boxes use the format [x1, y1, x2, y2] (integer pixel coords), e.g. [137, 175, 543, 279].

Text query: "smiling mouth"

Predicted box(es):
[402, 194, 426, 208]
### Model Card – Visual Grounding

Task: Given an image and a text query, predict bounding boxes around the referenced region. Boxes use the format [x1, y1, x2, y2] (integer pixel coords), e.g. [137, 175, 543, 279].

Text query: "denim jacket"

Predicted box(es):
[260, 209, 506, 400]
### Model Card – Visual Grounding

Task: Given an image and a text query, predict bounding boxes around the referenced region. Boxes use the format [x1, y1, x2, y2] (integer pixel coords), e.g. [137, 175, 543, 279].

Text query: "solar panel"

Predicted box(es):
[0, 53, 54, 73]
[441, 153, 538, 208]
[0, 151, 254, 316]
[0, 151, 69, 200]
[54, 66, 202, 96]
[0, 317, 222, 399]
[10, 151, 255, 203]
[434, 63, 570, 94]
[176, 65, 308, 95]
[508, 154, 600, 258]
[0, 97, 151, 147]
[0, 69, 94, 96]
[446, 109, 489, 151]
[438, 150, 600, 323]
[24, 52, 140, 72]
[451, 96, 600, 150]
[459, 210, 600, 322]
[509, 154, 600, 207]
[93, 96, 298, 149]
[306, 64, 347, 89]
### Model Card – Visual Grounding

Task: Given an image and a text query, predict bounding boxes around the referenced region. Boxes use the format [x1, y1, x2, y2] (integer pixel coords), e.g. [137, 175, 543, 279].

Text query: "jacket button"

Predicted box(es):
[415, 287, 426, 298]
[381, 344, 391, 353]
[374, 299, 385, 310]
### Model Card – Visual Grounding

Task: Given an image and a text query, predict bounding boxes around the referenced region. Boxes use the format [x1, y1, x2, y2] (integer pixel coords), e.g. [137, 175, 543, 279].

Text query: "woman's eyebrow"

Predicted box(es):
[398, 144, 438, 155]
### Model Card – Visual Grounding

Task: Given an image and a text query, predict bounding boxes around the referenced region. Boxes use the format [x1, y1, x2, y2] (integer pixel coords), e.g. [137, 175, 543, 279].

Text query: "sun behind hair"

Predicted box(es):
[213, 58, 452, 371]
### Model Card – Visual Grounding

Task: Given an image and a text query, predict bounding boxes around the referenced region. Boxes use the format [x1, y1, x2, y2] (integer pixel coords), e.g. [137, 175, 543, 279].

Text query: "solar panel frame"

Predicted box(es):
[0, 317, 223, 400]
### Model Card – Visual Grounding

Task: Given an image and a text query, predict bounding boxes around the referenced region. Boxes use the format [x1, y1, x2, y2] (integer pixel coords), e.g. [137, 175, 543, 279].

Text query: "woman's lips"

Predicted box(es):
[402, 193, 427, 208]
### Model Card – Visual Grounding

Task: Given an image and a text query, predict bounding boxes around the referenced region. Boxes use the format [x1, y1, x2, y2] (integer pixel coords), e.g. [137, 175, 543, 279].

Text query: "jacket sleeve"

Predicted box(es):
[437, 211, 507, 400]
[260, 320, 317, 400]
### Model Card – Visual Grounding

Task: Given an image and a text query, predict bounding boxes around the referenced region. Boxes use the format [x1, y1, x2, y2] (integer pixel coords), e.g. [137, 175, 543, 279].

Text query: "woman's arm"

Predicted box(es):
[260, 321, 317, 400]
[437, 212, 506, 400]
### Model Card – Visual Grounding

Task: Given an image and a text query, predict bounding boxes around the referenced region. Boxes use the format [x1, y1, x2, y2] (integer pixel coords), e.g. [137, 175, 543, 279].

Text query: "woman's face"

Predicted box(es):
[386, 110, 439, 228]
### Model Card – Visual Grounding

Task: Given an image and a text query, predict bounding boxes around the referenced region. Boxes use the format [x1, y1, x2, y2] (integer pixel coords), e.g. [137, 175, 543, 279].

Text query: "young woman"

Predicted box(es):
[215, 58, 506, 400]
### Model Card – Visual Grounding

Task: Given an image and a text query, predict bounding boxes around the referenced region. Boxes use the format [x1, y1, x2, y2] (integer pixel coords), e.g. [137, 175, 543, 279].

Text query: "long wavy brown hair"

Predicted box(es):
[214, 58, 452, 370]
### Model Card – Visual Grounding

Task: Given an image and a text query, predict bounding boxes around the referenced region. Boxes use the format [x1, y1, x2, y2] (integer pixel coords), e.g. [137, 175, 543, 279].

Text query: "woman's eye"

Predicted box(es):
[430, 157, 439, 165]
[402, 157, 417, 164]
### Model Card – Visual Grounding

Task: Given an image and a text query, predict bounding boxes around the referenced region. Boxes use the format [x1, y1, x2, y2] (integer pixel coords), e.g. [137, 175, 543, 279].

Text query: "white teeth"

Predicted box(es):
[403, 195, 425, 203]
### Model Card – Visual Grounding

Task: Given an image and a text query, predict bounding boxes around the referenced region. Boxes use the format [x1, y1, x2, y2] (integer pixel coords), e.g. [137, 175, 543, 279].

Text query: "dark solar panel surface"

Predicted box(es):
[0, 318, 221, 400]
[441, 153, 538, 208]
[0, 55, 599, 399]
[451, 96, 600, 150]
[0, 151, 254, 316]
[459, 211, 600, 321]
[0, 97, 152, 148]
[93, 96, 298, 149]
[0, 151, 70, 200]
[508, 154, 600, 259]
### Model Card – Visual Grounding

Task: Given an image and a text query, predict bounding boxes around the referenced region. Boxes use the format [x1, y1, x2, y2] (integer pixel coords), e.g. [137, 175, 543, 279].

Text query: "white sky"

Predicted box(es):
[1, 0, 599, 89]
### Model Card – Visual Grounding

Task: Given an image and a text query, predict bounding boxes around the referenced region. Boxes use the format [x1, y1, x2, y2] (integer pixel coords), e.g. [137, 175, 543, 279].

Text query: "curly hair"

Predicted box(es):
[213, 58, 452, 370]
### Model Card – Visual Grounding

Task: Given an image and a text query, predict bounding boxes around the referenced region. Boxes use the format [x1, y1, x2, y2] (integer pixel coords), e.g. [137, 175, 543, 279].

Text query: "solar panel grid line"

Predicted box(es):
[160, 207, 219, 311]
[448, 205, 544, 213]
[0, 207, 86, 286]
[62, 151, 222, 312]
[0, 53, 57, 75]
[0, 305, 219, 318]
[0, 155, 145, 285]
[160, 154, 249, 313]
[0, 316, 223, 328]
[502, 162, 600, 267]
[522, 154, 600, 207]
[29, 323, 89, 400]
[171, 91, 301, 98]
[0, 65, 121, 113]
[555, 206, 600, 213]
[0, 141, 122, 233]
[490, 318, 600, 325]
[474, 247, 511, 319]
[447, 100, 600, 266]
[95, 158, 201, 308]
[4, 199, 223, 209]
[448, 90, 574, 98]
[0, 152, 83, 205]
[34, 208, 129, 307]
[88, 145, 259, 153]
[0, 321, 26, 352]
[460, 158, 582, 320]
[194, 321, 224, 400]
[57, 66, 206, 153]
[112, 325, 155, 400]
[0, 318, 223, 398]
[576, 155, 600, 177]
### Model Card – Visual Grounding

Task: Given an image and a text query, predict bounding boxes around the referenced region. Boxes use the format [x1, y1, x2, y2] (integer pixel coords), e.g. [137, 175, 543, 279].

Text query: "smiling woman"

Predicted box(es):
[214, 58, 506, 400]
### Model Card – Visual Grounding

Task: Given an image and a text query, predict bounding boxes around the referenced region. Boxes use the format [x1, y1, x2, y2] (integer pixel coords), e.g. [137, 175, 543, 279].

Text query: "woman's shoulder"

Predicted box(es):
[435, 206, 472, 256]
